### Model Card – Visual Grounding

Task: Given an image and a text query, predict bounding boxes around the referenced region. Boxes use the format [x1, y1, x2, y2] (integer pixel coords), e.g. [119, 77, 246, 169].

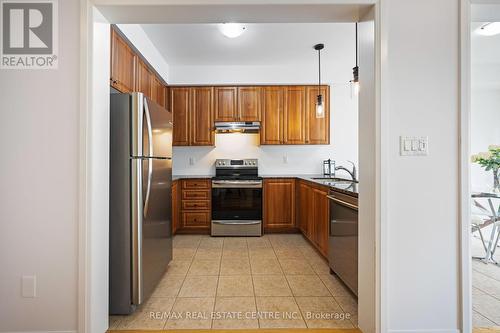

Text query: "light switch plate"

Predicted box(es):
[22, 275, 36, 298]
[189, 157, 195, 165]
[400, 136, 428, 156]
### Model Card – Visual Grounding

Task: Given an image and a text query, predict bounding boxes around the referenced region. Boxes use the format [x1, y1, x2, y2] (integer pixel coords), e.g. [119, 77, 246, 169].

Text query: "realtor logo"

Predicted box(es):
[1, 0, 58, 69]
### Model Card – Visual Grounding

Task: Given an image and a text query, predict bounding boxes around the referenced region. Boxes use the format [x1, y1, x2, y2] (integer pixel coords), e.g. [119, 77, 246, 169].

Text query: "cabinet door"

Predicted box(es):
[150, 75, 165, 107]
[110, 28, 136, 93]
[164, 86, 170, 112]
[298, 181, 313, 239]
[136, 59, 152, 98]
[283, 86, 306, 144]
[263, 179, 295, 231]
[190, 87, 214, 146]
[171, 87, 190, 146]
[306, 86, 330, 144]
[261, 86, 284, 145]
[172, 180, 179, 234]
[238, 86, 261, 121]
[313, 187, 329, 257]
[214, 87, 238, 121]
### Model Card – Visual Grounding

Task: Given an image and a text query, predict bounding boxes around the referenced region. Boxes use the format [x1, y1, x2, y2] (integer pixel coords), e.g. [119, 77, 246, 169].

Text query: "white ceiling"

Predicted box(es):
[140, 23, 355, 66]
[471, 22, 500, 64]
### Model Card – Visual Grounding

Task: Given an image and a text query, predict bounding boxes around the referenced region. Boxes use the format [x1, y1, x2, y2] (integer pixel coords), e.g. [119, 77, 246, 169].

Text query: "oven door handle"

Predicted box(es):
[212, 220, 262, 225]
[212, 180, 262, 188]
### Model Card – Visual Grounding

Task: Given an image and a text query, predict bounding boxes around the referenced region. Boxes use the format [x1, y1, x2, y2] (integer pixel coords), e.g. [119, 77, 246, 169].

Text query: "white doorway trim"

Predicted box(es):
[459, 0, 472, 332]
[78, 2, 384, 333]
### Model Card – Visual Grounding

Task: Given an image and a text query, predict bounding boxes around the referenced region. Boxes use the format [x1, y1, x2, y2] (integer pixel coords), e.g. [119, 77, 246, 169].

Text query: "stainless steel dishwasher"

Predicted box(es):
[327, 190, 358, 296]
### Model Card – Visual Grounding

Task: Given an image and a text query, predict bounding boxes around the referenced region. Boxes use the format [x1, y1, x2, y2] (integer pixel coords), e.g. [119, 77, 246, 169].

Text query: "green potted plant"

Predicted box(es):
[472, 145, 500, 193]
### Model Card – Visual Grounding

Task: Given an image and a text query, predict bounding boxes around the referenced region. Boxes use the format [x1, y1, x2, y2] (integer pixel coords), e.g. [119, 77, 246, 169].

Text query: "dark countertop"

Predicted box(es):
[260, 174, 358, 197]
[172, 175, 212, 181]
[173, 174, 358, 197]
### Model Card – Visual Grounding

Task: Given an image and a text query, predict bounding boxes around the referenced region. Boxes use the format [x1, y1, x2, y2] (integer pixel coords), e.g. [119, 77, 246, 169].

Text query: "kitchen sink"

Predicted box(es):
[312, 177, 358, 184]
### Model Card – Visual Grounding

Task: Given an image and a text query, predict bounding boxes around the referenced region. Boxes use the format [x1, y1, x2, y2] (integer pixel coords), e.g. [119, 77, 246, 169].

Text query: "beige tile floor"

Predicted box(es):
[110, 234, 358, 330]
[472, 234, 500, 329]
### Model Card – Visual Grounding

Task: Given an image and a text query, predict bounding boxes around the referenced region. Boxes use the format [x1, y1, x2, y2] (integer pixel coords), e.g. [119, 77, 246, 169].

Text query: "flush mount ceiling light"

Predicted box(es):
[314, 43, 325, 119]
[476, 22, 500, 36]
[219, 23, 246, 38]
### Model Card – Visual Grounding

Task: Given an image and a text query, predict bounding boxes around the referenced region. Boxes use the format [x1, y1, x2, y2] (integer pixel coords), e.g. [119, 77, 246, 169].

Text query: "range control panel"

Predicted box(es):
[215, 159, 258, 168]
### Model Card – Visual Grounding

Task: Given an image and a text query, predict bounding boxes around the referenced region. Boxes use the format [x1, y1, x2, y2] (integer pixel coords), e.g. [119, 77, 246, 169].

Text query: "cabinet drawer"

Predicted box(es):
[182, 200, 210, 211]
[182, 211, 210, 227]
[182, 190, 210, 200]
[183, 179, 210, 189]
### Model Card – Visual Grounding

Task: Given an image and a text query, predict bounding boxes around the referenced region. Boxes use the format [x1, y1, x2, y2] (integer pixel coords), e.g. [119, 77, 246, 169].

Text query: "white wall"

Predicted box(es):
[471, 65, 500, 192]
[88, 8, 111, 333]
[170, 53, 358, 177]
[384, 0, 460, 332]
[0, 0, 80, 332]
[116, 24, 170, 82]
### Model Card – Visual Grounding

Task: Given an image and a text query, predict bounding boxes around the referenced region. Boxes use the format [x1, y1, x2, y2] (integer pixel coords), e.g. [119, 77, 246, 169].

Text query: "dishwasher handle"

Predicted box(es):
[327, 195, 358, 211]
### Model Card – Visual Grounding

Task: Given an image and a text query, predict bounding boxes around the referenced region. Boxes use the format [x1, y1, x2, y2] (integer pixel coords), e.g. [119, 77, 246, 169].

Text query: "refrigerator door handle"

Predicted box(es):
[143, 100, 154, 218]
[144, 158, 152, 218]
[131, 158, 143, 305]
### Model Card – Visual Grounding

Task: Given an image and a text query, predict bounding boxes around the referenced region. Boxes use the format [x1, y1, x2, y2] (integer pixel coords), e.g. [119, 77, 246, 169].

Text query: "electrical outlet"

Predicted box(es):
[400, 136, 428, 156]
[22, 275, 36, 298]
[283, 155, 288, 164]
[189, 157, 195, 165]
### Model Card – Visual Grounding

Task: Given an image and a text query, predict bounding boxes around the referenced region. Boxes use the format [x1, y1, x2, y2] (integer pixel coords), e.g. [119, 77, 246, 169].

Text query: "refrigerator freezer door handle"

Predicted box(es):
[143, 100, 154, 218]
[144, 99, 154, 158]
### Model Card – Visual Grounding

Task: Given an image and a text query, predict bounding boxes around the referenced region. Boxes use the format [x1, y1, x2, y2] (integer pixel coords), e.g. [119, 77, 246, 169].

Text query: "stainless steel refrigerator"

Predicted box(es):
[109, 92, 173, 314]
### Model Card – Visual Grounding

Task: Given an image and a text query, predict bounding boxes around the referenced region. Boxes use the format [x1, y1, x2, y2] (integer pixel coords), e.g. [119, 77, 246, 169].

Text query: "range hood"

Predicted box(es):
[214, 121, 260, 134]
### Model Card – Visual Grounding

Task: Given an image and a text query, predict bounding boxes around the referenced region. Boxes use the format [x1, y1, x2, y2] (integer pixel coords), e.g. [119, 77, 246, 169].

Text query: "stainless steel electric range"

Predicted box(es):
[211, 159, 263, 236]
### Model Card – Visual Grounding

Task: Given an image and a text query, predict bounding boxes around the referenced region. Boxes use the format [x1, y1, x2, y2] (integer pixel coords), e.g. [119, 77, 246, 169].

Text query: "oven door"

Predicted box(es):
[211, 180, 262, 236]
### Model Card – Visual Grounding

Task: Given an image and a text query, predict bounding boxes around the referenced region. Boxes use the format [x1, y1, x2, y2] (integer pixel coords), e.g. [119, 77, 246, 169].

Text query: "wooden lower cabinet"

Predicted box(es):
[176, 179, 211, 233]
[263, 178, 296, 232]
[312, 187, 329, 256]
[172, 180, 180, 234]
[297, 181, 313, 239]
[296, 180, 329, 257]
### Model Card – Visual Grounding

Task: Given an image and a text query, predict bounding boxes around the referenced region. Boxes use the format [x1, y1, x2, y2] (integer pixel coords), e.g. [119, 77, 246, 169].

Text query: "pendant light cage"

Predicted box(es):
[314, 43, 325, 118]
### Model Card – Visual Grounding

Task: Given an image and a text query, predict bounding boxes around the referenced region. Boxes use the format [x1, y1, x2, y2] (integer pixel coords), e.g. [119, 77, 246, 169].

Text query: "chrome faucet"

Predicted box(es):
[334, 160, 357, 182]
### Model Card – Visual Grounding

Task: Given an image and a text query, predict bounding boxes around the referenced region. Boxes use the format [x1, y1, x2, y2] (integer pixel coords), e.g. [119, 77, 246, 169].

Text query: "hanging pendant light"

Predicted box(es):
[314, 43, 325, 119]
[350, 22, 359, 98]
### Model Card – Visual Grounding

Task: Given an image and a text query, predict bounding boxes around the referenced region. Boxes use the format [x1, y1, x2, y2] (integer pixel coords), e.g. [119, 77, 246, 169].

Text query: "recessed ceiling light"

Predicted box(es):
[219, 23, 246, 38]
[476, 22, 500, 36]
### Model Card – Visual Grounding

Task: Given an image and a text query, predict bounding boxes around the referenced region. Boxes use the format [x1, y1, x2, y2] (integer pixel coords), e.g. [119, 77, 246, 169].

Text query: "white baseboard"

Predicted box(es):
[1, 331, 77, 333]
[389, 329, 460, 333]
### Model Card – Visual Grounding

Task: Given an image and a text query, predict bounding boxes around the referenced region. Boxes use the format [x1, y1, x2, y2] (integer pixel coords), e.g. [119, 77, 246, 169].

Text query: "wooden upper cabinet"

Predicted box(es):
[164, 86, 170, 112]
[214, 87, 238, 121]
[306, 86, 330, 144]
[261, 86, 284, 145]
[150, 75, 166, 107]
[190, 87, 214, 146]
[136, 59, 152, 98]
[110, 28, 136, 93]
[171, 87, 190, 146]
[283, 86, 306, 144]
[263, 178, 296, 231]
[238, 86, 261, 121]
